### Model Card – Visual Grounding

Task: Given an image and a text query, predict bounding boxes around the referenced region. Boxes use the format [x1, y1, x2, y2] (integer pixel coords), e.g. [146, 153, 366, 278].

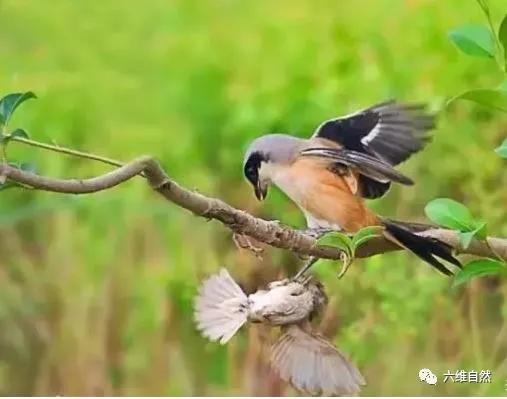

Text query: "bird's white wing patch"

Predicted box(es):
[360, 121, 382, 145]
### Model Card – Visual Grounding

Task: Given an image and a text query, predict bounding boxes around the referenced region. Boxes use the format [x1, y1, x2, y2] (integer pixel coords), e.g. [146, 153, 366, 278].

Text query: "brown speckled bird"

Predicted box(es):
[194, 268, 365, 396]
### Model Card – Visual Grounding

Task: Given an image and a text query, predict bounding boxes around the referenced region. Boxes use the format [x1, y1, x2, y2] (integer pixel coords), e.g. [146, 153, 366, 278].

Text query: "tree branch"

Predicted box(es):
[1, 157, 506, 262]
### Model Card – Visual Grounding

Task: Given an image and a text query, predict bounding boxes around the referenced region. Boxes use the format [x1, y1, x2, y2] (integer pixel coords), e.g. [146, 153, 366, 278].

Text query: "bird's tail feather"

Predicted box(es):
[381, 218, 461, 276]
[270, 324, 365, 396]
[194, 268, 249, 344]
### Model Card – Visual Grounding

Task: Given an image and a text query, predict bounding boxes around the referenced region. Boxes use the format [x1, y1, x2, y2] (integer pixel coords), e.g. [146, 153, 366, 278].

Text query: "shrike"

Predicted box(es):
[242, 100, 461, 275]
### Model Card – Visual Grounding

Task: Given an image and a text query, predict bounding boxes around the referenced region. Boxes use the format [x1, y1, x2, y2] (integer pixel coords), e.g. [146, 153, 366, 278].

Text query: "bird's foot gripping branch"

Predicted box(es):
[0, 91, 506, 287]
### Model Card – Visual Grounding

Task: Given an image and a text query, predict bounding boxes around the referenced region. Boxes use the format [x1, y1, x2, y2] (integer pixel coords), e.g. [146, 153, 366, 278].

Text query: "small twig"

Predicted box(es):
[476, 0, 505, 72]
[10, 136, 124, 168]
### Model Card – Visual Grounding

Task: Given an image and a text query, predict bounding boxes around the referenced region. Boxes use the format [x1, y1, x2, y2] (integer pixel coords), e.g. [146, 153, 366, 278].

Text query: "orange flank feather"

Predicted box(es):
[285, 158, 379, 232]
[280, 157, 460, 275]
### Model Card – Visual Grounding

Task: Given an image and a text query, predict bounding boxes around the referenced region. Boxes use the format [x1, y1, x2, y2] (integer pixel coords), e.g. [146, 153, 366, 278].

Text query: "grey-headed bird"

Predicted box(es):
[242, 100, 461, 275]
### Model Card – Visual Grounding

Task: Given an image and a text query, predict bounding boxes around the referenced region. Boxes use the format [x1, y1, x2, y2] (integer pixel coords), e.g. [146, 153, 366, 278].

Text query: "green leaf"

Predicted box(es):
[317, 231, 354, 255]
[459, 231, 475, 249]
[1, 128, 30, 145]
[424, 198, 483, 232]
[447, 89, 507, 112]
[453, 259, 507, 287]
[0, 92, 36, 126]
[472, 221, 487, 239]
[499, 14, 507, 69]
[19, 162, 37, 174]
[448, 25, 496, 59]
[352, 226, 383, 249]
[496, 138, 507, 159]
[11, 128, 29, 140]
[458, 220, 486, 249]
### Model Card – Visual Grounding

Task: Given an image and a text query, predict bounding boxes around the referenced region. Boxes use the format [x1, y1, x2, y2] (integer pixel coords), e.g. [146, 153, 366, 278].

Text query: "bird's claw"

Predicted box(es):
[232, 233, 264, 259]
[293, 256, 319, 280]
[293, 274, 313, 285]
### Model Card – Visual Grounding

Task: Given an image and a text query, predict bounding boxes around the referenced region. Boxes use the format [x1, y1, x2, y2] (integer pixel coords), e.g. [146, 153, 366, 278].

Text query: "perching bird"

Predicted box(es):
[194, 268, 365, 396]
[242, 100, 461, 275]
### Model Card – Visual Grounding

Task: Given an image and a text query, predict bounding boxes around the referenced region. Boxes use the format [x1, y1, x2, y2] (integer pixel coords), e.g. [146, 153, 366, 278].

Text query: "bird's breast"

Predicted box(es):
[270, 159, 377, 232]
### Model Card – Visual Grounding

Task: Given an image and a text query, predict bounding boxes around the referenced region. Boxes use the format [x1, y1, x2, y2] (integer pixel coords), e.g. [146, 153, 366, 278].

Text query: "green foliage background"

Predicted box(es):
[0, 0, 506, 395]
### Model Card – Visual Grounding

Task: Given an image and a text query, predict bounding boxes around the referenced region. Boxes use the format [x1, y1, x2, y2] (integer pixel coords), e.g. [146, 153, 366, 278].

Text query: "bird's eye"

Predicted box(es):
[290, 290, 303, 297]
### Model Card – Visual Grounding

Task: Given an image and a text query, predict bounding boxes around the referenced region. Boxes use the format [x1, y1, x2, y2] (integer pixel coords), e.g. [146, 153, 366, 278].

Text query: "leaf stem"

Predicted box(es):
[10, 136, 124, 168]
[0, 143, 6, 164]
[337, 252, 353, 279]
[1, 127, 7, 164]
[476, 0, 505, 71]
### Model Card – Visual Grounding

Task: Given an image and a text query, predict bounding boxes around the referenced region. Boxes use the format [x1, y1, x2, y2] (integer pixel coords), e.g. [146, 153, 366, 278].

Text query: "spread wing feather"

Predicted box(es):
[270, 324, 365, 396]
[300, 147, 414, 186]
[312, 100, 435, 166]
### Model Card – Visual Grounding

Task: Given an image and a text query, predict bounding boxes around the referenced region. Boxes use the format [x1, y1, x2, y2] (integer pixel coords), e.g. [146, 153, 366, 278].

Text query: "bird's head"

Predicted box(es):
[243, 134, 302, 201]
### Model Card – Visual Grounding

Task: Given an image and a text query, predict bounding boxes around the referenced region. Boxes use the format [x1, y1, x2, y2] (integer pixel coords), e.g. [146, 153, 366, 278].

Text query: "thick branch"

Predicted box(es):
[1, 157, 506, 261]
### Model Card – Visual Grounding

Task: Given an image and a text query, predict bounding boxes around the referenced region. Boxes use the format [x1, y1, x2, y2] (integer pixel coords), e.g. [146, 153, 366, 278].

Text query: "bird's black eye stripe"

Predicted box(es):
[243, 152, 263, 184]
[244, 163, 258, 184]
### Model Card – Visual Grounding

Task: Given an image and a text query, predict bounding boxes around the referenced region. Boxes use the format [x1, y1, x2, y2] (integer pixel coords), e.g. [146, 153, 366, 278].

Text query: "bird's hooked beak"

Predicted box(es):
[254, 181, 268, 201]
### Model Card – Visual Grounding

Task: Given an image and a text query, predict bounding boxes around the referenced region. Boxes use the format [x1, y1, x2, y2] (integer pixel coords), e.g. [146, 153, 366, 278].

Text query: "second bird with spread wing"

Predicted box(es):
[243, 100, 461, 275]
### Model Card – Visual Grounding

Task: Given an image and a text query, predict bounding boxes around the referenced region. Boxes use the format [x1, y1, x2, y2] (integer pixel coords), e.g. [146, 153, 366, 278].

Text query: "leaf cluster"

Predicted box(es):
[447, 1, 507, 122]
[0, 92, 36, 190]
[425, 198, 506, 287]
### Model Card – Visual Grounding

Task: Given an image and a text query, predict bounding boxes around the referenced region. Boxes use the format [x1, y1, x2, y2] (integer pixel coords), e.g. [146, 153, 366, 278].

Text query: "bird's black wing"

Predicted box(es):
[357, 175, 392, 199]
[299, 147, 413, 198]
[312, 100, 435, 166]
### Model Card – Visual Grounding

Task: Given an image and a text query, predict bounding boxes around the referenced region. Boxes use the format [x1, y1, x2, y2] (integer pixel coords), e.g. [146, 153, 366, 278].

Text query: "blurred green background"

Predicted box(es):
[0, 0, 506, 396]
